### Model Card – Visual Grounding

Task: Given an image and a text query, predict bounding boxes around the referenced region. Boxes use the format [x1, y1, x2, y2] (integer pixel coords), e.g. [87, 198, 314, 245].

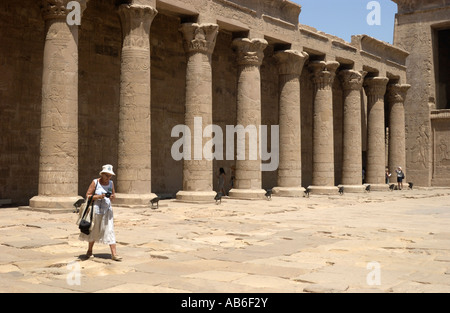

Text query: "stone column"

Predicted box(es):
[29, 0, 87, 210]
[364, 77, 389, 190]
[387, 83, 410, 176]
[228, 38, 268, 200]
[307, 61, 340, 195]
[339, 70, 367, 192]
[115, 4, 158, 205]
[176, 23, 219, 202]
[272, 50, 309, 197]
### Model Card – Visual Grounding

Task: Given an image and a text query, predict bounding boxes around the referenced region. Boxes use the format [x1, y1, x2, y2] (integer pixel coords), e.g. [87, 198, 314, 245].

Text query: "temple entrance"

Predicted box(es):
[434, 28, 450, 109]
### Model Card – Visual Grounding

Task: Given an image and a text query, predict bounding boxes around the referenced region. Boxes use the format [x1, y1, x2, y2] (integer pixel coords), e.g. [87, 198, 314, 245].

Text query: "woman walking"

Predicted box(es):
[79, 164, 122, 261]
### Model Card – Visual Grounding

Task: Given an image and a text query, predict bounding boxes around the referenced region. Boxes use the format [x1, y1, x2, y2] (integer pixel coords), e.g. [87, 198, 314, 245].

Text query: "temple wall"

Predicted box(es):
[0, 0, 413, 205]
[394, 2, 450, 186]
[0, 0, 43, 205]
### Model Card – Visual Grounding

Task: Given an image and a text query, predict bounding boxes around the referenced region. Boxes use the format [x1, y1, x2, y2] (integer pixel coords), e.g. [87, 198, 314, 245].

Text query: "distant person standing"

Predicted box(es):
[395, 166, 405, 190]
[385, 168, 392, 184]
[230, 165, 236, 191]
[217, 167, 226, 196]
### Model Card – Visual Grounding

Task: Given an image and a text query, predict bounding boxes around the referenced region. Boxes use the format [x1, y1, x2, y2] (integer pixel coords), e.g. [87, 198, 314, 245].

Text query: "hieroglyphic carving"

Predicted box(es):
[434, 118, 450, 170]
[364, 77, 389, 185]
[117, 3, 157, 195]
[176, 23, 219, 200]
[409, 123, 429, 169]
[437, 138, 450, 165]
[273, 50, 308, 194]
[387, 84, 410, 174]
[308, 61, 340, 188]
[228, 38, 267, 198]
[339, 70, 367, 188]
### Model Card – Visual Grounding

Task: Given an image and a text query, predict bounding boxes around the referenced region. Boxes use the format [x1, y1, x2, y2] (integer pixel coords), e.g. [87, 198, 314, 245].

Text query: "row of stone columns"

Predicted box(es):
[30, 2, 410, 209]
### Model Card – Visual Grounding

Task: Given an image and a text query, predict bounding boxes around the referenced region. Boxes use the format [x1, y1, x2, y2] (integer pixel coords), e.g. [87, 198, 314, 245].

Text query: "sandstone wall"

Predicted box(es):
[394, 2, 450, 186]
[0, 0, 43, 205]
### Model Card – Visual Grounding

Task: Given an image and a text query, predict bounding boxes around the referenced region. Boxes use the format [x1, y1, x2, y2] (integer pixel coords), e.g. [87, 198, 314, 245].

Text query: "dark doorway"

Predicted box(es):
[435, 28, 450, 109]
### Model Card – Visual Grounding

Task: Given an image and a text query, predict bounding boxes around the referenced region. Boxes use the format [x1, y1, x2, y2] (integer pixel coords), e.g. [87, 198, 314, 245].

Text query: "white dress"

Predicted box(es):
[79, 179, 116, 245]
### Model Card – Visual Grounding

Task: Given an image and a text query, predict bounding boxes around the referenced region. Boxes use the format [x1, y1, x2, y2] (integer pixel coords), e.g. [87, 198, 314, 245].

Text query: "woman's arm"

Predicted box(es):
[86, 180, 95, 199]
[111, 182, 116, 201]
[86, 180, 104, 201]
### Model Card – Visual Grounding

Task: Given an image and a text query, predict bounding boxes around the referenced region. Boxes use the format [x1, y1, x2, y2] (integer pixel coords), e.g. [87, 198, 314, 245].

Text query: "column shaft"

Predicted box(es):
[364, 77, 389, 189]
[30, 0, 85, 209]
[308, 61, 340, 194]
[272, 50, 308, 197]
[176, 23, 219, 202]
[388, 84, 410, 176]
[229, 38, 268, 199]
[339, 70, 367, 192]
[116, 4, 157, 205]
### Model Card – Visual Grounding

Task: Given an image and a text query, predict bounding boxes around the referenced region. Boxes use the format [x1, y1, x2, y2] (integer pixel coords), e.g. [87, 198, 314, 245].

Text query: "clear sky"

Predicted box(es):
[291, 0, 398, 44]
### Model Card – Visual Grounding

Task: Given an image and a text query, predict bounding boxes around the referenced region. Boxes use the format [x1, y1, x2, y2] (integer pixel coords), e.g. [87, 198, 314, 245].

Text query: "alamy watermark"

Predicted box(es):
[66, 261, 81, 286]
[367, 1, 381, 26]
[66, 1, 82, 26]
[171, 117, 279, 172]
[366, 261, 381, 286]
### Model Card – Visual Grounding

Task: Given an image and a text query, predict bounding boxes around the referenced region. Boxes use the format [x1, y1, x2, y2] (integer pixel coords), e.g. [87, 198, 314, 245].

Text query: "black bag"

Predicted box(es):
[79, 180, 98, 235]
[79, 217, 92, 235]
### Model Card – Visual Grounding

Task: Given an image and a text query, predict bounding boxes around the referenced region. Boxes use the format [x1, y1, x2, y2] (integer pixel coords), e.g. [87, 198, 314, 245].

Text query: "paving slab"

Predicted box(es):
[1, 188, 450, 293]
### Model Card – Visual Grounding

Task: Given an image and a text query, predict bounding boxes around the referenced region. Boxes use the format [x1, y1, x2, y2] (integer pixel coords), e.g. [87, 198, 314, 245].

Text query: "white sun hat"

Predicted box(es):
[99, 164, 115, 176]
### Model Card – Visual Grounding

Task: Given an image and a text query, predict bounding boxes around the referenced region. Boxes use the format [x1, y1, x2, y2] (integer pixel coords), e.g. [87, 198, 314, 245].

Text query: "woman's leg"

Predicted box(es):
[87, 241, 94, 256]
[110, 243, 116, 256]
[110, 244, 122, 261]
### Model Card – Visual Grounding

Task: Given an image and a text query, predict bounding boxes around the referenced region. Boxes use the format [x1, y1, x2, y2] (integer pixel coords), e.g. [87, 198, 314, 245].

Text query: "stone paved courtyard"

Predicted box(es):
[0, 188, 449, 293]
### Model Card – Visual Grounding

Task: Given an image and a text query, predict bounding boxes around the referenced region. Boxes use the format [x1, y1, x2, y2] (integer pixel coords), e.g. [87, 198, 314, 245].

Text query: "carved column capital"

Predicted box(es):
[41, 0, 88, 20]
[180, 23, 219, 56]
[232, 38, 268, 67]
[364, 76, 389, 97]
[274, 50, 309, 76]
[41, 0, 69, 20]
[387, 83, 411, 104]
[118, 4, 158, 50]
[309, 61, 340, 90]
[339, 70, 367, 90]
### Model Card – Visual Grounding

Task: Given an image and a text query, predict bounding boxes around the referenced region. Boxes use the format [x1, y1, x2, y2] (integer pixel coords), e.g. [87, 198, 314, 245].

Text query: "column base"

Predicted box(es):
[228, 188, 266, 200]
[364, 183, 389, 192]
[176, 190, 216, 203]
[23, 195, 84, 213]
[307, 186, 339, 195]
[337, 184, 366, 193]
[114, 193, 158, 207]
[272, 186, 305, 197]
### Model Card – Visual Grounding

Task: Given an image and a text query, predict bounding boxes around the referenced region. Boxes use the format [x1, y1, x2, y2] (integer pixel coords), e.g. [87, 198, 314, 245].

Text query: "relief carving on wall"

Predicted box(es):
[436, 136, 450, 167]
[410, 124, 429, 169]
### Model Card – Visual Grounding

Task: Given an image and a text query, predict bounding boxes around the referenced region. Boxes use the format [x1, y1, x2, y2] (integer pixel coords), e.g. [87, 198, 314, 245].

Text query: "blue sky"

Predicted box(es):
[291, 0, 398, 44]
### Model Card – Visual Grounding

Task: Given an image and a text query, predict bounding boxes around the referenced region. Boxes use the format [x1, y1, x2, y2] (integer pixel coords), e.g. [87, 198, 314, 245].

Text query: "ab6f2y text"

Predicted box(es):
[181, 297, 269, 310]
